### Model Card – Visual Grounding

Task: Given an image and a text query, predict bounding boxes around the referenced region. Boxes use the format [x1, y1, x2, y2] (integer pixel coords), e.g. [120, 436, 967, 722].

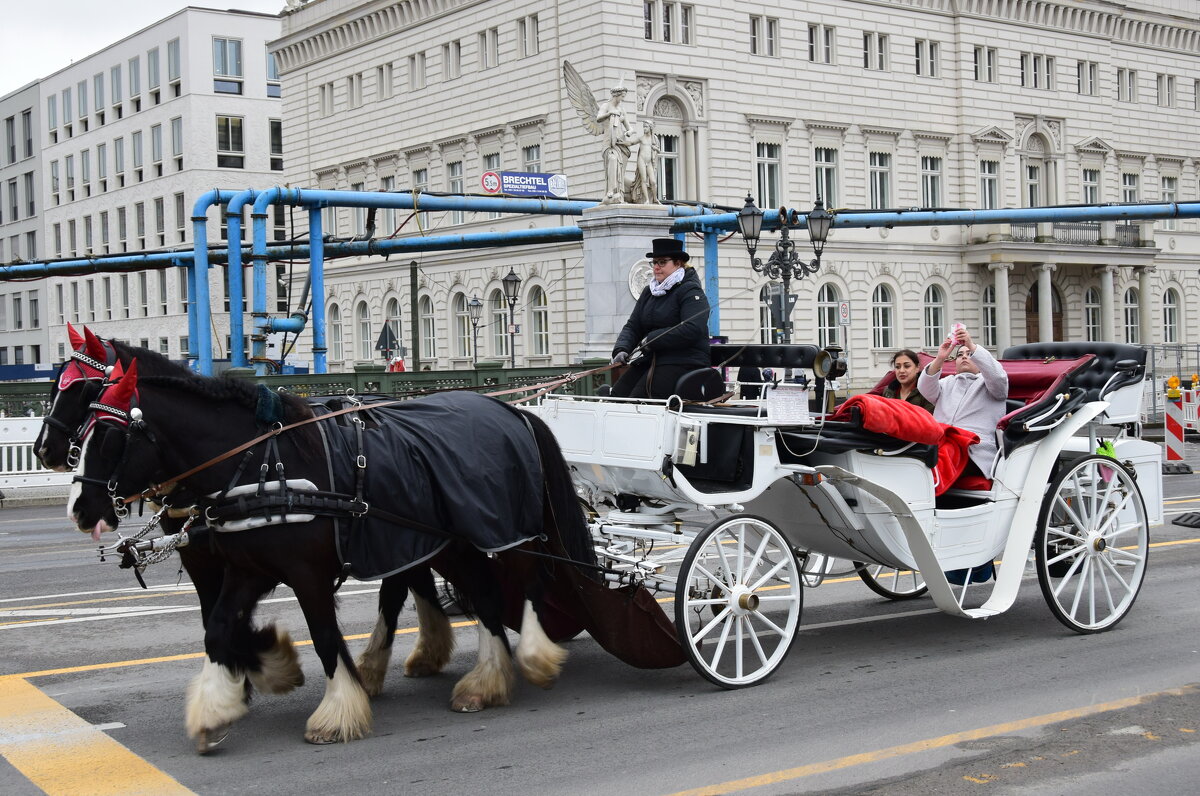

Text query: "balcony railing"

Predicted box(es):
[1007, 221, 1131, 246]
[1115, 222, 1140, 247]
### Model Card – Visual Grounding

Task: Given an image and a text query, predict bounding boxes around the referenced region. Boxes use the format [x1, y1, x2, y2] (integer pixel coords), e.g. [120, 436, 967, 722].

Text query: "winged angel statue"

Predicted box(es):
[563, 61, 660, 205]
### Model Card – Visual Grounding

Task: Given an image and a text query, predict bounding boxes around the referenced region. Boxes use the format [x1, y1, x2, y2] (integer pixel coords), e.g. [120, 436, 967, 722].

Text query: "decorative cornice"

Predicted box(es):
[971, 125, 1014, 145]
[743, 113, 793, 128]
[1073, 136, 1113, 155]
[510, 114, 548, 131]
[913, 131, 953, 143]
[805, 120, 849, 134]
[861, 125, 902, 139]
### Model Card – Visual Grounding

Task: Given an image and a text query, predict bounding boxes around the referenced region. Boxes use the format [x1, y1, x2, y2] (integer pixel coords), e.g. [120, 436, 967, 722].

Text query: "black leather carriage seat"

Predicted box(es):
[1001, 342, 1146, 402]
[673, 344, 832, 402]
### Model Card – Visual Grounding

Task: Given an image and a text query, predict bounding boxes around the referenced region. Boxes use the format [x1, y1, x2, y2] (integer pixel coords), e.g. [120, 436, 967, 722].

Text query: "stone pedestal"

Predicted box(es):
[575, 204, 676, 362]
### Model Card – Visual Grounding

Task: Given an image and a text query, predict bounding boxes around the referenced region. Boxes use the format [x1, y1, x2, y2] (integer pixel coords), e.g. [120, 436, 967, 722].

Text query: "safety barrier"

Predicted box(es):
[0, 418, 74, 492]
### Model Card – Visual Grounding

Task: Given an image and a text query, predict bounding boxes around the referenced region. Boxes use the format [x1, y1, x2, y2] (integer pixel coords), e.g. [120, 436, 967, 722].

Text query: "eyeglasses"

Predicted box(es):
[651, 259, 674, 267]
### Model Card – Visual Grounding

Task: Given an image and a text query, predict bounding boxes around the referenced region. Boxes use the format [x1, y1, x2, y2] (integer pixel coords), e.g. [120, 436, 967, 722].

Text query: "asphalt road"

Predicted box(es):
[2, 444, 1199, 796]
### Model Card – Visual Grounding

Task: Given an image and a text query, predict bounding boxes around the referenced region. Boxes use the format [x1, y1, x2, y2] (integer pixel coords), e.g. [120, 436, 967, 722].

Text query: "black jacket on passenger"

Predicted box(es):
[613, 267, 711, 368]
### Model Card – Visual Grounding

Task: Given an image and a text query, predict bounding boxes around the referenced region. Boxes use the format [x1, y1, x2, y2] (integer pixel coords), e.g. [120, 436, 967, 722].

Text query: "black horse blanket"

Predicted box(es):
[315, 391, 544, 580]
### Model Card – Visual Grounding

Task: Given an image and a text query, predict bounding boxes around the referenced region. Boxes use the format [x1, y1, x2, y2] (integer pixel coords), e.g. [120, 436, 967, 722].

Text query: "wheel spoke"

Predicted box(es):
[707, 610, 735, 669]
[1052, 554, 1086, 599]
[735, 616, 744, 680]
[1067, 556, 1091, 618]
[1047, 544, 1084, 569]
[1097, 553, 1135, 594]
[1053, 493, 1089, 534]
[755, 594, 799, 603]
[690, 607, 731, 644]
[1093, 491, 1134, 538]
[748, 555, 789, 591]
[745, 615, 769, 667]
[715, 530, 736, 587]
[1106, 546, 1144, 564]
[748, 609, 787, 637]
[743, 531, 774, 587]
[736, 528, 747, 583]
[694, 563, 730, 593]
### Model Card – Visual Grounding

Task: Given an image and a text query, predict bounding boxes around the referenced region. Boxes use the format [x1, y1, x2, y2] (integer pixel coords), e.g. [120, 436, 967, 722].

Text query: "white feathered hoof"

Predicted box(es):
[449, 630, 514, 713]
[355, 649, 389, 697]
[303, 660, 372, 744]
[403, 593, 454, 678]
[185, 660, 249, 753]
[515, 600, 567, 689]
[194, 723, 231, 755]
[248, 627, 305, 695]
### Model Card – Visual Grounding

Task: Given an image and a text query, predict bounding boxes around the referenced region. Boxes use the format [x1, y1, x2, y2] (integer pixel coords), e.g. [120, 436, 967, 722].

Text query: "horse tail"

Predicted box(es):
[521, 409, 599, 579]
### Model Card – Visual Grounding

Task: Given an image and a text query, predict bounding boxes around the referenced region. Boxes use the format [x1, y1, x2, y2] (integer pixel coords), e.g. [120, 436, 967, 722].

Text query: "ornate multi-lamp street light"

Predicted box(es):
[736, 195, 834, 343]
[501, 267, 522, 368]
[467, 294, 483, 367]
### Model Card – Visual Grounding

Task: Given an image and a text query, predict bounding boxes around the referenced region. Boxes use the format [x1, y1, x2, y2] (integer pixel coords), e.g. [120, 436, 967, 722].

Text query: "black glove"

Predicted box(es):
[611, 351, 629, 365]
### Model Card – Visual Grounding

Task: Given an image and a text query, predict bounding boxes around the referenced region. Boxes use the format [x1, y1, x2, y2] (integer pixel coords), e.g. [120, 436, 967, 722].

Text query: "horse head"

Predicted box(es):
[68, 360, 166, 539]
[36, 325, 116, 470]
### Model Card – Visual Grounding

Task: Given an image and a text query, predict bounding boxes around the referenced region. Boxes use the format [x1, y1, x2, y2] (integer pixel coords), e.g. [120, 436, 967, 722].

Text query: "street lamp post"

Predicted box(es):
[501, 268, 522, 368]
[467, 295, 483, 367]
[736, 194, 833, 344]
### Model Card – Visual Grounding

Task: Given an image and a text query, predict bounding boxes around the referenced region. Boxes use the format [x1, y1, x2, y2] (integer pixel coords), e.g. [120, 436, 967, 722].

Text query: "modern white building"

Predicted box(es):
[270, 0, 1199, 384]
[0, 80, 46, 368]
[37, 6, 282, 365]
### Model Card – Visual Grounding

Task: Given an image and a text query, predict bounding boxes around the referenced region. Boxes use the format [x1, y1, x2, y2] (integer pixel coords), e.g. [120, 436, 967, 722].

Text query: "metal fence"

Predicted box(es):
[1140, 343, 1200, 424]
[0, 418, 74, 492]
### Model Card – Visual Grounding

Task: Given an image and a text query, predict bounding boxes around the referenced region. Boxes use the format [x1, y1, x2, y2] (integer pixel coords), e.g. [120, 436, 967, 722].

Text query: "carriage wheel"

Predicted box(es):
[675, 515, 803, 689]
[854, 563, 928, 600]
[1035, 454, 1149, 634]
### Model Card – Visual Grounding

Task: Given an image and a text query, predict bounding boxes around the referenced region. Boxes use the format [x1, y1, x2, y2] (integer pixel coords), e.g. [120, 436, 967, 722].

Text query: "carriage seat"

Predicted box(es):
[775, 406, 939, 468]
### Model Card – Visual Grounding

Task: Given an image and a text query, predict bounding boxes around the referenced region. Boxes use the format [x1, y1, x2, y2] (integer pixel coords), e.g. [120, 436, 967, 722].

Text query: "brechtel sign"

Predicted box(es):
[481, 171, 569, 198]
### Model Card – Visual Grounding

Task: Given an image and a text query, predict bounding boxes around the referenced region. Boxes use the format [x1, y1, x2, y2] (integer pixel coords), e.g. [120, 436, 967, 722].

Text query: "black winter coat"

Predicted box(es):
[613, 267, 711, 368]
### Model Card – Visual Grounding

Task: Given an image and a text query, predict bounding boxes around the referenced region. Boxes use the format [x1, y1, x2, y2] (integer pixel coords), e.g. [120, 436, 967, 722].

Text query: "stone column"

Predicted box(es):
[988, 262, 1013, 351]
[1099, 265, 1118, 341]
[1138, 265, 1156, 344]
[1036, 262, 1056, 342]
[575, 205, 677, 362]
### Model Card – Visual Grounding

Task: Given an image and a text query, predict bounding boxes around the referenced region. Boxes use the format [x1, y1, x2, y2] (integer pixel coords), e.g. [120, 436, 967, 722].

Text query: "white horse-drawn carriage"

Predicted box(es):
[531, 342, 1160, 688]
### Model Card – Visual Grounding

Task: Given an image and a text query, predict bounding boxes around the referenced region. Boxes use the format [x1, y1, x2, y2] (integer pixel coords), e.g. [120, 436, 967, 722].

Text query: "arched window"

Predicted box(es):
[758, 285, 775, 344]
[1162, 288, 1179, 344]
[923, 285, 946, 348]
[817, 283, 840, 348]
[650, 95, 695, 201]
[419, 295, 436, 360]
[528, 286, 549, 355]
[1122, 287, 1140, 344]
[871, 283, 893, 350]
[1084, 287, 1101, 342]
[384, 297, 402, 357]
[489, 289, 508, 359]
[453, 293, 471, 357]
[981, 285, 997, 347]
[327, 302, 342, 363]
[356, 301, 372, 360]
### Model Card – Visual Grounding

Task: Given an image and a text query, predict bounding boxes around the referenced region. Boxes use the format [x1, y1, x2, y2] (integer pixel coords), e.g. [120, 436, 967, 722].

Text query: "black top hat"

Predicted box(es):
[645, 238, 690, 262]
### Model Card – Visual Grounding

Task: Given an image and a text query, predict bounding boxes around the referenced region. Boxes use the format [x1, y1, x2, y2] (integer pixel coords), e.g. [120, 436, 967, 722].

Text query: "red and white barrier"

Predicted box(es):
[1183, 388, 1198, 431]
[1165, 393, 1185, 461]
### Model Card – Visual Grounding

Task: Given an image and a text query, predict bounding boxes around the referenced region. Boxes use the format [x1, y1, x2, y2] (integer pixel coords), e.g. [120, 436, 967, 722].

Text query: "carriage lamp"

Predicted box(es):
[467, 295, 484, 367]
[736, 196, 835, 344]
[502, 268, 522, 368]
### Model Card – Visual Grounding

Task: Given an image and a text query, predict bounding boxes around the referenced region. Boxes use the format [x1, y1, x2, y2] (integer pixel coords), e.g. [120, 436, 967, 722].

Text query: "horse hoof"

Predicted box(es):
[403, 661, 440, 678]
[304, 730, 340, 745]
[451, 695, 484, 713]
[195, 724, 231, 754]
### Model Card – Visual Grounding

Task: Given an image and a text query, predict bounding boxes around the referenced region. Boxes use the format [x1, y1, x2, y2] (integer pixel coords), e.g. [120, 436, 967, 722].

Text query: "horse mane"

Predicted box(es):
[109, 339, 190, 379]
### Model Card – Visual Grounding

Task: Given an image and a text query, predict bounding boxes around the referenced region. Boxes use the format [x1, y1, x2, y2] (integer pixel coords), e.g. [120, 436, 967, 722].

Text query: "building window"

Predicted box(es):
[1159, 175, 1178, 230]
[657, 134, 679, 201]
[1162, 288, 1179, 344]
[529, 286, 550, 355]
[478, 27, 499, 69]
[1082, 168, 1100, 204]
[148, 47, 160, 94]
[1156, 74, 1176, 107]
[1020, 53, 1054, 89]
[21, 109, 32, 158]
[168, 38, 181, 83]
[808, 24, 834, 64]
[171, 116, 184, 169]
[750, 15, 778, 57]
[269, 120, 283, 171]
[213, 37, 243, 94]
[409, 52, 427, 90]
[973, 46, 997, 82]
[1123, 287, 1139, 343]
[379, 175, 396, 234]
[519, 15, 539, 57]
[1024, 163, 1042, 207]
[755, 142, 781, 211]
[871, 283, 893, 350]
[1117, 67, 1136, 102]
[920, 156, 942, 207]
[419, 296, 436, 360]
[447, 161, 464, 224]
[868, 151, 891, 208]
[915, 39, 939, 77]
[863, 32, 888, 70]
[346, 73, 363, 108]
[110, 65, 122, 106]
[490, 289, 508, 358]
[443, 41, 461, 80]
[923, 284, 946, 348]
[981, 285, 997, 347]
[412, 167, 428, 226]
[1077, 61, 1098, 95]
[644, 1, 692, 44]
[318, 82, 335, 116]
[349, 182, 366, 235]
[522, 144, 541, 173]
[356, 301, 372, 360]
[216, 116, 244, 168]
[151, 124, 163, 171]
[1121, 172, 1139, 202]
[266, 49, 281, 97]
[451, 293, 472, 357]
[979, 160, 999, 209]
[47, 95, 57, 133]
[63, 86, 73, 125]
[327, 303, 342, 361]
[813, 147, 837, 206]
[174, 193, 185, 243]
[376, 63, 393, 99]
[817, 283, 840, 348]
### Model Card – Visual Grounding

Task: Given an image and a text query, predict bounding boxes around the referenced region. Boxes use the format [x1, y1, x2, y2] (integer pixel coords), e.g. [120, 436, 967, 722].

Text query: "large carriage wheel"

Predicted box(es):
[854, 563, 928, 600]
[675, 515, 803, 689]
[1035, 454, 1149, 634]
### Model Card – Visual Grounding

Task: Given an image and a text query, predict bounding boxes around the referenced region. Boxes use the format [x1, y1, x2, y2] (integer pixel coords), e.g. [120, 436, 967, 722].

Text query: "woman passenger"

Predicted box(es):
[882, 349, 934, 412]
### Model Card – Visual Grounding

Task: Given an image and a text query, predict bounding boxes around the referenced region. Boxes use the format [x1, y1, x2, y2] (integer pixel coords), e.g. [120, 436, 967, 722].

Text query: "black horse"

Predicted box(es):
[68, 356, 597, 748]
[35, 324, 117, 471]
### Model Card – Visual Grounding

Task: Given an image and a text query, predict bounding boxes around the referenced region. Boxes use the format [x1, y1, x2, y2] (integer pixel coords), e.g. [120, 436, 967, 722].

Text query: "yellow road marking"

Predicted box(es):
[0, 678, 194, 795]
[10, 591, 199, 612]
[667, 684, 1199, 796]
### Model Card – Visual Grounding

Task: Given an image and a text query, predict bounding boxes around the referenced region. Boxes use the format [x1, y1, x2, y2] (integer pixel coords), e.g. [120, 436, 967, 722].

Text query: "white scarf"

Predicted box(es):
[648, 267, 686, 296]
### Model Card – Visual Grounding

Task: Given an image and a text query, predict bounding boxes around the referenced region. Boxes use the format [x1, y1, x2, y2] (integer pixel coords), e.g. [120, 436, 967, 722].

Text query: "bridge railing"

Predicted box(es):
[0, 417, 73, 492]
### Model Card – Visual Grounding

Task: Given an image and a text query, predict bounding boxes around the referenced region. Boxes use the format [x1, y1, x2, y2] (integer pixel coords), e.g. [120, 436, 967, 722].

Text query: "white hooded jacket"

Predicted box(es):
[917, 345, 1009, 476]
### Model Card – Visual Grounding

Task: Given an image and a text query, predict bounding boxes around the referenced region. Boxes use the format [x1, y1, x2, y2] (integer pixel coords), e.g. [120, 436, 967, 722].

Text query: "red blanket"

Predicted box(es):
[829, 394, 979, 496]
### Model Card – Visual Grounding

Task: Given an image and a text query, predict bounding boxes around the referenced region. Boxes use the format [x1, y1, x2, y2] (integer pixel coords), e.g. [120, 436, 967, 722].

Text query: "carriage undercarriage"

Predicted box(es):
[530, 341, 1160, 688]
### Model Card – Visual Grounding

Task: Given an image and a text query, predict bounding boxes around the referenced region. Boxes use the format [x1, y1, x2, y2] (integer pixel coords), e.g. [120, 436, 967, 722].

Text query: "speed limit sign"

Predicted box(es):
[838, 301, 851, 325]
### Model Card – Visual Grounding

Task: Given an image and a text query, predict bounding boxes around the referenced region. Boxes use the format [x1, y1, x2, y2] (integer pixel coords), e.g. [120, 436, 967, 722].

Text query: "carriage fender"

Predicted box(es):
[816, 400, 1108, 620]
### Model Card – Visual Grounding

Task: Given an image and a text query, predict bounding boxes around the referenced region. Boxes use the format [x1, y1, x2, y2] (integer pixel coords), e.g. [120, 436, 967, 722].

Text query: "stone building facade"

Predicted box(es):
[269, 0, 1198, 382]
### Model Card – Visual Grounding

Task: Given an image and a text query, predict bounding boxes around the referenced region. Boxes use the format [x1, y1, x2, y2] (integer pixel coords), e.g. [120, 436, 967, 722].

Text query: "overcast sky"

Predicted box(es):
[1, 1, 285, 98]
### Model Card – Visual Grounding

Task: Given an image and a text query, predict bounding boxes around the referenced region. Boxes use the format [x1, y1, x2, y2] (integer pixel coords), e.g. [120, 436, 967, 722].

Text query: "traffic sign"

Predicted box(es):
[838, 301, 851, 326]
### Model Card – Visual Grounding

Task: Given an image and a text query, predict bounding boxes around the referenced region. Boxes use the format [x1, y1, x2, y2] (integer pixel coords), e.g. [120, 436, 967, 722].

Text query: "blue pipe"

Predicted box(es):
[224, 190, 257, 368]
[191, 190, 242, 374]
[704, 229, 719, 336]
[308, 208, 326, 373]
